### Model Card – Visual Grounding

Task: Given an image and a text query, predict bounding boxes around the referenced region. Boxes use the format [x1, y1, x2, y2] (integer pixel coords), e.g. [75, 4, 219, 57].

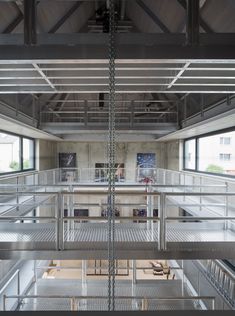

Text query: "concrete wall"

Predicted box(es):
[42, 141, 165, 217]
[36, 139, 57, 171]
[56, 141, 166, 169]
[38, 140, 180, 217]
[36, 140, 180, 173]
[164, 140, 180, 171]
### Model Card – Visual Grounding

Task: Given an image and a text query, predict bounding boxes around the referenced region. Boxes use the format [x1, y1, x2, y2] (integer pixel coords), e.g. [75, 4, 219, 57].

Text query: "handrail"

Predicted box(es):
[0, 184, 227, 188]
[214, 260, 235, 282]
[4, 294, 215, 300]
[1, 191, 235, 196]
[0, 170, 39, 181]
[0, 217, 56, 221]
[167, 216, 235, 220]
[3, 294, 215, 311]
[0, 269, 20, 296]
[35, 266, 182, 270]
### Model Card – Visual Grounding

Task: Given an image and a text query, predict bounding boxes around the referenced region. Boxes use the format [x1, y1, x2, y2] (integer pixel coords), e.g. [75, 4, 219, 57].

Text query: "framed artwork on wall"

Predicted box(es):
[136, 153, 156, 182]
[58, 153, 77, 182]
[64, 209, 89, 223]
[59, 153, 76, 168]
[133, 208, 158, 223]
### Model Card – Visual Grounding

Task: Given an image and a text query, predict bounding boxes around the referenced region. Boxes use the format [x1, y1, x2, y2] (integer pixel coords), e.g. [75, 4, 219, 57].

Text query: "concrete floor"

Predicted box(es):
[43, 260, 173, 281]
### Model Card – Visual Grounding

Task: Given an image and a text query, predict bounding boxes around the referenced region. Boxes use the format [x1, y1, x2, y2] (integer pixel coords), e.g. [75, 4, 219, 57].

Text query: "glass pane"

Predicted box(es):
[198, 131, 235, 175]
[23, 138, 34, 169]
[0, 132, 20, 173]
[184, 139, 196, 169]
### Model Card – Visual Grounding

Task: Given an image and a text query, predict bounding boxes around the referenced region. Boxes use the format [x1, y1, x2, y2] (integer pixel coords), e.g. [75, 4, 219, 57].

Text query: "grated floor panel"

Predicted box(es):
[16, 279, 198, 311]
[0, 223, 234, 246]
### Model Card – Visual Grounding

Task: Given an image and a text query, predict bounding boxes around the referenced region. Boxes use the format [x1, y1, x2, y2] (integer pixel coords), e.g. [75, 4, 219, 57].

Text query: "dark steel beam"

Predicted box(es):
[48, 1, 84, 33]
[1, 42, 235, 59]
[186, 0, 200, 46]
[3, 33, 235, 46]
[53, 93, 68, 110]
[2, 13, 24, 34]
[24, 0, 37, 45]
[135, 0, 171, 33]
[178, 0, 213, 33]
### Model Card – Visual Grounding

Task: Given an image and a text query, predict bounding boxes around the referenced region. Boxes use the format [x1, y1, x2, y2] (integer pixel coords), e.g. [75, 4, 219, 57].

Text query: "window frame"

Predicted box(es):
[0, 130, 35, 176]
[183, 137, 197, 171]
[183, 127, 235, 178]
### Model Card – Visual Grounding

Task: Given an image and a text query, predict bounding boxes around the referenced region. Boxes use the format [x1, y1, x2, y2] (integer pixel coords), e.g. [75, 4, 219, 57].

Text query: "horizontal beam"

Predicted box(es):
[61, 134, 160, 142]
[0, 34, 235, 60]
[45, 99, 176, 103]
[1, 33, 235, 46]
[0, 86, 234, 93]
[41, 122, 177, 135]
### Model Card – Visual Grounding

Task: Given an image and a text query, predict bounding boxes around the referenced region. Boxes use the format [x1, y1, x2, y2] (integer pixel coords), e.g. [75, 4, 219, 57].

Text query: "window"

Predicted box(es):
[23, 138, 34, 170]
[184, 129, 235, 177]
[0, 131, 35, 174]
[220, 137, 231, 145]
[219, 153, 231, 161]
[184, 139, 196, 170]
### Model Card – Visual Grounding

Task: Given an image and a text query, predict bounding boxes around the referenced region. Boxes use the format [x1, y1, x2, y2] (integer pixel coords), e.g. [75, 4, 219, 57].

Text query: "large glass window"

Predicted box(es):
[0, 131, 35, 174]
[184, 130, 235, 176]
[0, 132, 20, 173]
[23, 138, 34, 170]
[184, 139, 196, 170]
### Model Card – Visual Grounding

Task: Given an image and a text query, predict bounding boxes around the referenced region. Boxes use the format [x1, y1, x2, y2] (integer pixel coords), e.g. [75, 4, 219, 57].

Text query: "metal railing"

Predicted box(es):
[0, 269, 20, 311]
[0, 190, 235, 251]
[0, 167, 234, 186]
[198, 260, 235, 307]
[3, 294, 215, 311]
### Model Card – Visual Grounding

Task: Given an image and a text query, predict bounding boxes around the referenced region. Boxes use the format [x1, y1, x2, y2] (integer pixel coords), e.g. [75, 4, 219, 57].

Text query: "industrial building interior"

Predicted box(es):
[0, 0, 235, 312]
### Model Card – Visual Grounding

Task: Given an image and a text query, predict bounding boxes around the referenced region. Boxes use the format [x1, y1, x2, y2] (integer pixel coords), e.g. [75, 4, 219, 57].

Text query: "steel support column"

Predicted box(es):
[186, 0, 200, 46]
[24, 0, 37, 45]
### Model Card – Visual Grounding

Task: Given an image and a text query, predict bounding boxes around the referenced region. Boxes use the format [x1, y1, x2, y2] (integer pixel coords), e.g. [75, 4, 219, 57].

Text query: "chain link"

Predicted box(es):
[107, 0, 116, 311]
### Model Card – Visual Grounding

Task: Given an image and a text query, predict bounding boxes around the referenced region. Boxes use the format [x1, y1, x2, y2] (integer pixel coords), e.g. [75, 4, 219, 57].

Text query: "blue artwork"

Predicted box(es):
[137, 153, 156, 169]
[136, 153, 156, 182]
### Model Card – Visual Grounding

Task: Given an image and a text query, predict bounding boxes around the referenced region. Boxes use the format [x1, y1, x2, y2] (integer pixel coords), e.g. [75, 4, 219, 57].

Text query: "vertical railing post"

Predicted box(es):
[82, 260, 87, 289]
[71, 297, 78, 311]
[16, 176, 19, 212]
[33, 173, 36, 203]
[146, 185, 152, 235]
[132, 260, 136, 285]
[79, 168, 81, 183]
[53, 170, 56, 185]
[141, 298, 148, 311]
[212, 298, 215, 310]
[224, 182, 229, 230]
[3, 295, 6, 311]
[56, 193, 64, 250]
[60, 193, 64, 250]
[56, 194, 60, 251]
[131, 260, 137, 310]
[163, 170, 166, 185]
[200, 176, 202, 211]
[17, 270, 20, 307]
[33, 260, 37, 283]
[158, 193, 166, 251]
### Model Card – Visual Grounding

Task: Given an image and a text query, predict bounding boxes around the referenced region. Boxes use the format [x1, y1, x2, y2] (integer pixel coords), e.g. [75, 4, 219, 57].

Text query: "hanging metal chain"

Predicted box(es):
[107, 0, 116, 311]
